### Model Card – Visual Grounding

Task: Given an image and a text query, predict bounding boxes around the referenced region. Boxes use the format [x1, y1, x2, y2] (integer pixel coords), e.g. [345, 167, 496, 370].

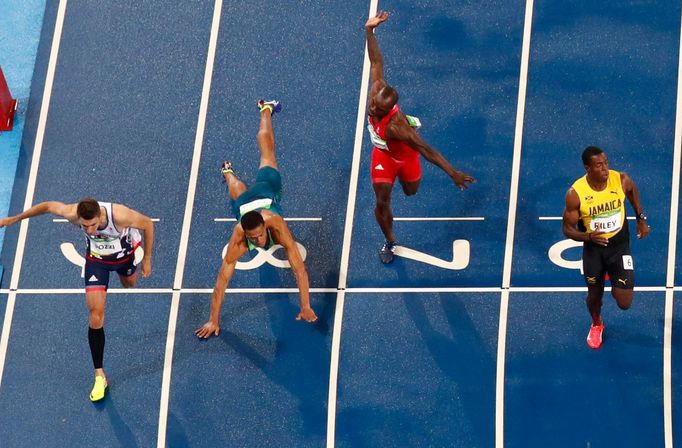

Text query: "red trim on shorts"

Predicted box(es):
[372, 177, 395, 184]
[86, 253, 134, 265]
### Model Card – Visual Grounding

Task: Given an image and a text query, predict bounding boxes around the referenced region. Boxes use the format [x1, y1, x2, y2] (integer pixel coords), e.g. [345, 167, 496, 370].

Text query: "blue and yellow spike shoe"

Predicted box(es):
[89, 375, 108, 402]
[221, 160, 234, 175]
[257, 99, 281, 115]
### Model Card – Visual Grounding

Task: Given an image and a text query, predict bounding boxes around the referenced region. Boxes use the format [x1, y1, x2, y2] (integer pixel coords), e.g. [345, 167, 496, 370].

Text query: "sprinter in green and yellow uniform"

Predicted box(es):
[195, 100, 317, 340]
[562, 146, 650, 349]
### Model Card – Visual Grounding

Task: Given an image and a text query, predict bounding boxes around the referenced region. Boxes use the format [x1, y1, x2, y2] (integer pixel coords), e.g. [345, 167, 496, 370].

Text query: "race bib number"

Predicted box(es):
[367, 124, 388, 150]
[590, 213, 622, 233]
[622, 255, 634, 270]
[90, 237, 123, 257]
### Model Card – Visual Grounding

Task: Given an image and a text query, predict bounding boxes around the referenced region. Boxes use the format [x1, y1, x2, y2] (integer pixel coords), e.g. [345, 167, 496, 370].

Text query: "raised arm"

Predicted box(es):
[387, 117, 475, 190]
[111, 204, 155, 277]
[621, 172, 650, 239]
[195, 226, 248, 338]
[0, 201, 77, 227]
[272, 218, 317, 323]
[365, 10, 390, 94]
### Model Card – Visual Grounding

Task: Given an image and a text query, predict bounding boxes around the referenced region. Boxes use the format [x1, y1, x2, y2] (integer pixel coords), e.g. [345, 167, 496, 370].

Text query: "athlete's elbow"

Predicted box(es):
[292, 266, 308, 281]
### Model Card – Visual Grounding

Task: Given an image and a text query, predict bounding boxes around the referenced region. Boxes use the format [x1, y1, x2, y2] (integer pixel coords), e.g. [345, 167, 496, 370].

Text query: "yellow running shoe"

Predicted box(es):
[89, 376, 108, 402]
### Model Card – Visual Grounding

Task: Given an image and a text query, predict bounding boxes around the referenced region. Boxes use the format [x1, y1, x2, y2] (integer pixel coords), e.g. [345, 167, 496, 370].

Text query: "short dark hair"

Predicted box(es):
[76, 198, 101, 220]
[379, 84, 399, 105]
[240, 210, 265, 231]
[582, 146, 604, 166]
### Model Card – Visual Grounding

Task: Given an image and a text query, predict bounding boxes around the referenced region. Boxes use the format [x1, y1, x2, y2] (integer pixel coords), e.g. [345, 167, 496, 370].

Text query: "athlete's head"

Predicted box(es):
[240, 211, 268, 248]
[77, 198, 102, 236]
[368, 84, 399, 118]
[582, 146, 609, 183]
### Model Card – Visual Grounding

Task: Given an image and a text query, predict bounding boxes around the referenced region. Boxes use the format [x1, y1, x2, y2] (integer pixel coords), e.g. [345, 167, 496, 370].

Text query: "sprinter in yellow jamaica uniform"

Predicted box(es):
[562, 146, 650, 349]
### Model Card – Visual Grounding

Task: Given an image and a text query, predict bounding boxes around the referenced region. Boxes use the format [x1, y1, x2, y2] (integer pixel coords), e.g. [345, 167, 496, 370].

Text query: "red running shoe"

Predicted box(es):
[586, 323, 604, 349]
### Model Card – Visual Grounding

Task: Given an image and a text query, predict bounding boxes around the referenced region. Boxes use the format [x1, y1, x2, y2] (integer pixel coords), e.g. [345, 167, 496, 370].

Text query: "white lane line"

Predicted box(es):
[156, 1, 222, 447]
[0, 286, 668, 295]
[178, 288, 337, 294]
[393, 217, 485, 221]
[502, 0, 534, 289]
[0, 0, 69, 390]
[327, 2, 378, 446]
[663, 8, 682, 448]
[347, 287, 501, 293]
[495, 288, 510, 448]
[498, 1, 535, 447]
[213, 217, 322, 222]
[664, 289, 674, 448]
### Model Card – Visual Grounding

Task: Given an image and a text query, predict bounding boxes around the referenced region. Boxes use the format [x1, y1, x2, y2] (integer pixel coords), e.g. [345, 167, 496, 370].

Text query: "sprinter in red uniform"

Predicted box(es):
[365, 11, 475, 263]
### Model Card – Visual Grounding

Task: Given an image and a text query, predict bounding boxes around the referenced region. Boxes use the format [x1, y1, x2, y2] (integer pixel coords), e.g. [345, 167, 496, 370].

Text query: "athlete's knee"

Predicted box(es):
[257, 129, 274, 148]
[88, 310, 105, 328]
[375, 198, 392, 213]
[612, 289, 633, 310]
[120, 273, 137, 288]
[401, 182, 420, 196]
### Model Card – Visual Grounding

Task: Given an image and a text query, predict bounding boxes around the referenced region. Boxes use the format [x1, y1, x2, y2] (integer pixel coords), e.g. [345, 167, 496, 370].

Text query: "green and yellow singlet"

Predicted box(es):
[572, 170, 626, 240]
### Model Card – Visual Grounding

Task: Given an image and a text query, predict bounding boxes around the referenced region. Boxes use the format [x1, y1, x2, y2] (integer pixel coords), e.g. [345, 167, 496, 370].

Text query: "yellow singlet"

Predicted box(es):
[571, 170, 626, 239]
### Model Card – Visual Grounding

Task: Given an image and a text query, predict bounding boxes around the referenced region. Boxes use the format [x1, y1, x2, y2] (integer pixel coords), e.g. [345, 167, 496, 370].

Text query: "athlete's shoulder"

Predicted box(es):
[58, 202, 80, 223]
[565, 186, 581, 207]
[571, 174, 588, 189]
[262, 209, 283, 222]
[229, 222, 248, 248]
[110, 203, 134, 225]
[264, 213, 287, 234]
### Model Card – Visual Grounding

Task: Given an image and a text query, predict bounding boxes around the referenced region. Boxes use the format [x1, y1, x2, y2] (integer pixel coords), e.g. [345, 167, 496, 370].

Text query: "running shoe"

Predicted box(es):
[379, 240, 397, 264]
[257, 99, 282, 114]
[220, 160, 234, 176]
[89, 375, 108, 402]
[586, 322, 604, 349]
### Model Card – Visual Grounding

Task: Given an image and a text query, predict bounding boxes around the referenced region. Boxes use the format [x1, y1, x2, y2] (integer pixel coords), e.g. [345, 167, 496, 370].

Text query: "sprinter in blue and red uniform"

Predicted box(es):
[0, 199, 154, 401]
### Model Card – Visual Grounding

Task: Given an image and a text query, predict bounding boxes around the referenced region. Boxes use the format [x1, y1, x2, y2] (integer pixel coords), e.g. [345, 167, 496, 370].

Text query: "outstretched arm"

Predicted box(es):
[273, 218, 317, 323]
[387, 118, 475, 190]
[366, 10, 390, 93]
[112, 204, 155, 277]
[195, 227, 248, 338]
[621, 172, 650, 239]
[0, 201, 77, 227]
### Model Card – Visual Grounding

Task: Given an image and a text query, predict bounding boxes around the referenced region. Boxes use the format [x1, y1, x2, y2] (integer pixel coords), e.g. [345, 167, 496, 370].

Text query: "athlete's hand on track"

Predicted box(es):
[195, 321, 220, 339]
[0, 217, 15, 228]
[365, 10, 389, 29]
[636, 220, 650, 239]
[296, 307, 318, 323]
[452, 171, 475, 190]
[141, 257, 152, 278]
[589, 230, 608, 246]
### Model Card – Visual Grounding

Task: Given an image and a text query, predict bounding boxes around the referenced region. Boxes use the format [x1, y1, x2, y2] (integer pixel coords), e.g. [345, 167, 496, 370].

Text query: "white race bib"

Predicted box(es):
[590, 213, 622, 233]
[367, 124, 388, 150]
[90, 237, 123, 257]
